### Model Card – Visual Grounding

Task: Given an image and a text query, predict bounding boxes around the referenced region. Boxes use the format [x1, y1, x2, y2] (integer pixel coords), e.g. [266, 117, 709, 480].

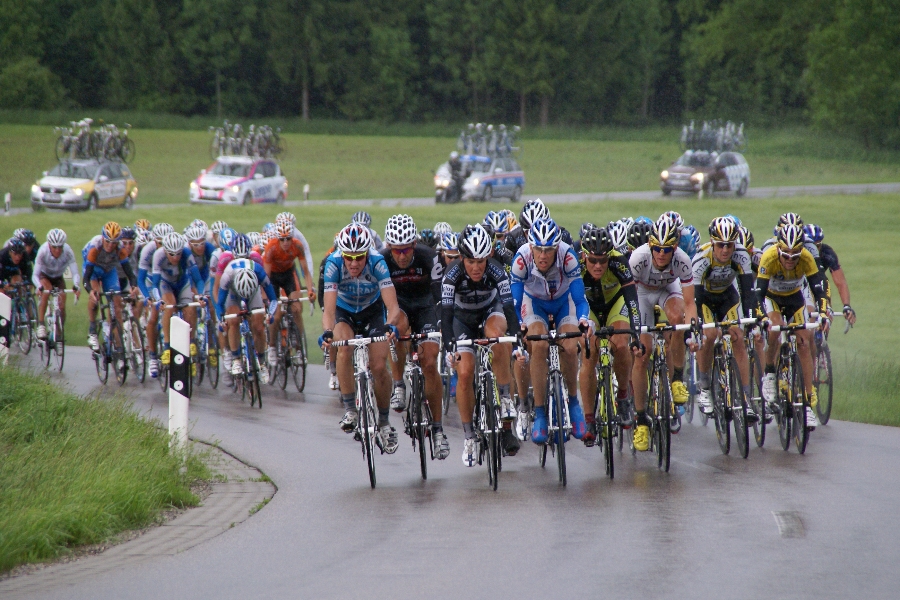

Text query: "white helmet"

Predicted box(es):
[210, 220, 228, 233]
[233, 267, 259, 298]
[190, 219, 208, 231]
[433, 221, 453, 236]
[46, 228, 67, 246]
[519, 199, 549, 230]
[438, 232, 459, 251]
[185, 224, 207, 242]
[276, 211, 296, 226]
[337, 223, 373, 254]
[384, 214, 417, 246]
[247, 232, 262, 248]
[162, 232, 186, 254]
[459, 224, 492, 259]
[606, 221, 628, 252]
[152, 222, 174, 242]
[232, 234, 252, 258]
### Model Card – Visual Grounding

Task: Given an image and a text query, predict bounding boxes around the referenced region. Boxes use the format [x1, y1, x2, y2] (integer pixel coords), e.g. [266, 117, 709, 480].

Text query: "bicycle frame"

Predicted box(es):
[591, 327, 636, 478]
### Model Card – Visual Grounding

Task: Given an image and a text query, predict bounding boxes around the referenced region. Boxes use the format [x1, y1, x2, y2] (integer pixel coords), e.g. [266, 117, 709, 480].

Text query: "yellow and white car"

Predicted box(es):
[30, 159, 138, 211]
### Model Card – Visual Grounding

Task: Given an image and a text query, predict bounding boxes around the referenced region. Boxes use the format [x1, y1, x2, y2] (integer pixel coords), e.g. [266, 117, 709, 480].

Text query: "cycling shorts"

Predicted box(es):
[225, 289, 264, 312]
[590, 295, 629, 328]
[161, 279, 194, 305]
[399, 300, 438, 341]
[451, 299, 505, 355]
[764, 291, 809, 325]
[520, 293, 578, 329]
[697, 286, 741, 324]
[335, 300, 386, 337]
[270, 269, 299, 296]
[40, 275, 67, 291]
[92, 267, 121, 293]
[636, 281, 682, 327]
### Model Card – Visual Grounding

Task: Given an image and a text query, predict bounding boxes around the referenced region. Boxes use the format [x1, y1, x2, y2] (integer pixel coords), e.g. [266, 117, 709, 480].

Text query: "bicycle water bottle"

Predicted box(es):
[102, 320, 110, 339]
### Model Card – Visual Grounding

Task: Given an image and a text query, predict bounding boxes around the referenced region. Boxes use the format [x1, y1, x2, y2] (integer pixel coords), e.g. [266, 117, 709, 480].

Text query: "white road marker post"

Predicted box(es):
[4, 193, 10, 215]
[0, 293, 10, 365]
[168, 316, 191, 451]
[303, 183, 310, 202]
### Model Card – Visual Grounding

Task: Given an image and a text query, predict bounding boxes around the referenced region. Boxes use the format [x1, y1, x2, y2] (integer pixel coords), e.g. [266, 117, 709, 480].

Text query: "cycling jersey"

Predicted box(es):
[510, 242, 589, 328]
[137, 240, 159, 298]
[440, 258, 518, 348]
[504, 225, 574, 257]
[691, 243, 760, 319]
[84, 239, 136, 291]
[264, 237, 307, 274]
[3, 239, 37, 263]
[150, 246, 202, 294]
[0, 247, 32, 282]
[582, 250, 641, 331]
[189, 241, 217, 284]
[322, 250, 393, 313]
[32, 243, 80, 289]
[379, 244, 443, 307]
[629, 244, 693, 290]
[215, 257, 277, 320]
[757, 246, 821, 297]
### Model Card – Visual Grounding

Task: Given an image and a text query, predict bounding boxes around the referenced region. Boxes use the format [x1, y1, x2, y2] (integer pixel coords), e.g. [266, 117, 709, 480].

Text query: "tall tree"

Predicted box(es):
[266, 0, 323, 120]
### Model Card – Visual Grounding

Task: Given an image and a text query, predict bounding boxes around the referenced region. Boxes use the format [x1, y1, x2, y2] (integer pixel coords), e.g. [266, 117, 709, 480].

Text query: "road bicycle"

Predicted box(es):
[93, 291, 127, 385]
[525, 324, 584, 487]
[746, 328, 767, 447]
[771, 318, 821, 454]
[395, 331, 442, 480]
[121, 296, 146, 384]
[685, 347, 698, 424]
[331, 333, 393, 489]
[38, 288, 68, 371]
[6, 282, 37, 355]
[192, 298, 219, 389]
[813, 323, 836, 425]
[589, 327, 636, 479]
[639, 322, 692, 472]
[701, 318, 757, 459]
[439, 343, 455, 416]
[157, 300, 203, 391]
[271, 296, 310, 392]
[224, 305, 266, 408]
[457, 335, 518, 490]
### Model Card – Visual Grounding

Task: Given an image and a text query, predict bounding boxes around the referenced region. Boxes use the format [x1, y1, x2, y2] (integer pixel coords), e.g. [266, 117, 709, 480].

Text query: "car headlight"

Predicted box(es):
[661, 170, 669, 179]
[471, 178, 480, 186]
[130, 187, 138, 198]
[73, 188, 84, 197]
[190, 181, 198, 190]
[690, 173, 705, 182]
[31, 184, 39, 193]
[230, 185, 240, 193]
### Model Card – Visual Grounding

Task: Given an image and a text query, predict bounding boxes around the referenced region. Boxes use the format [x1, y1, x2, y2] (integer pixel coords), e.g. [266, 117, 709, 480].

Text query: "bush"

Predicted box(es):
[0, 57, 68, 110]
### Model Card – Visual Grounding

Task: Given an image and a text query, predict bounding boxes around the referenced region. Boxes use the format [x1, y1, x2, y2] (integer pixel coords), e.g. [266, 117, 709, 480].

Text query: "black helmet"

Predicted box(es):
[581, 227, 614, 256]
[418, 228, 437, 248]
[579, 222, 596, 241]
[120, 226, 137, 241]
[17, 229, 36, 245]
[7, 238, 26, 253]
[627, 221, 652, 250]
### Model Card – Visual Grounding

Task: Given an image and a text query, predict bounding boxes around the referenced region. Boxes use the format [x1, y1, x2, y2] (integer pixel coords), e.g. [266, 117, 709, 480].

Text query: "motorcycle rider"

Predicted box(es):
[448, 151, 467, 202]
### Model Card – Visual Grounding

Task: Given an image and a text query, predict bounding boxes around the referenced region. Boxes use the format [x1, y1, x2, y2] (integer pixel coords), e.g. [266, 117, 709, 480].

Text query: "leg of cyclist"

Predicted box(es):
[160, 290, 176, 367]
[484, 313, 519, 455]
[333, 321, 358, 430]
[87, 278, 104, 350]
[558, 317, 587, 439]
[763, 298, 787, 410]
[609, 317, 635, 422]
[579, 331, 600, 444]
[526, 318, 550, 444]
[696, 303, 717, 415]
[513, 342, 532, 438]
[663, 292, 690, 407]
[419, 337, 449, 458]
[370, 336, 398, 453]
[453, 347, 478, 466]
[389, 310, 411, 412]
[37, 276, 54, 338]
[250, 310, 268, 382]
[266, 287, 284, 367]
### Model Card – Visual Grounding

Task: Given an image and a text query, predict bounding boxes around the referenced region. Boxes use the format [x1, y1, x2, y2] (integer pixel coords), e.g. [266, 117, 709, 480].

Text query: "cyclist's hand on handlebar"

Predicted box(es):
[630, 340, 646, 357]
[319, 330, 333, 350]
[512, 345, 529, 364]
[578, 318, 593, 336]
[217, 321, 226, 334]
[843, 304, 856, 326]
[307, 288, 316, 303]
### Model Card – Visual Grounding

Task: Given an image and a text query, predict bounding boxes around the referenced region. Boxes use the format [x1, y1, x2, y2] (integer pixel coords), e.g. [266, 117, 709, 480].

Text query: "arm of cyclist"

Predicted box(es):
[296, 254, 316, 302]
[829, 267, 855, 323]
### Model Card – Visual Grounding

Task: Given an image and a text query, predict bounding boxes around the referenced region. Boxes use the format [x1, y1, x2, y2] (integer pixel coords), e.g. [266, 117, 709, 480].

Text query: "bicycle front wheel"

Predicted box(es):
[599, 368, 615, 479]
[749, 349, 765, 447]
[657, 366, 672, 472]
[276, 328, 288, 390]
[207, 325, 220, 389]
[814, 342, 833, 425]
[128, 318, 146, 383]
[15, 304, 32, 354]
[791, 355, 808, 454]
[53, 312, 65, 372]
[730, 357, 749, 459]
[95, 328, 109, 385]
[777, 353, 792, 451]
[685, 349, 697, 424]
[411, 369, 428, 481]
[551, 374, 567, 486]
[289, 322, 307, 392]
[111, 321, 128, 386]
[358, 374, 377, 488]
[712, 355, 731, 456]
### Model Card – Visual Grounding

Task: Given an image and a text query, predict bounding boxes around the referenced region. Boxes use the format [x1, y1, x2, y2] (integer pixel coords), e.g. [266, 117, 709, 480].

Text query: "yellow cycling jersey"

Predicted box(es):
[691, 241, 753, 294]
[757, 245, 818, 296]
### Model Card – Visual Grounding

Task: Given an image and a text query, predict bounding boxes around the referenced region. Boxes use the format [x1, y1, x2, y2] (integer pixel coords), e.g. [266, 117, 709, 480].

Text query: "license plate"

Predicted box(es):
[203, 191, 218, 199]
[44, 193, 61, 202]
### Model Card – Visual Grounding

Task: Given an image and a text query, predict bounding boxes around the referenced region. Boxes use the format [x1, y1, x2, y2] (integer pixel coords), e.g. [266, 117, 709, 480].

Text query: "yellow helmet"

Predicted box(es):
[134, 218, 151, 230]
[102, 221, 122, 241]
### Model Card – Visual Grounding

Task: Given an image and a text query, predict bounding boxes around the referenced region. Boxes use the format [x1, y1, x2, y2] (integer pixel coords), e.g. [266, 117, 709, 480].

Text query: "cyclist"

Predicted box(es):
[606, 220, 629, 255]
[483, 211, 515, 268]
[758, 224, 829, 428]
[83, 222, 139, 351]
[210, 220, 229, 248]
[380, 214, 450, 460]
[264, 219, 316, 378]
[138, 223, 174, 377]
[629, 214, 697, 452]
[511, 217, 590, 444]
[216, 240, 279, 384]
[185, 224, 216, 295]
[504, 198, 573, 255]
[437, 232, 461, 270]
[418, 228, 438, 249]
[321, 223, 402, 454]
[578, 227, 644, 444]
[33, 228, 81, 339]
[5, 229, 38, 263]
[804, 224, 856, 328]
[442, 224, 520, 466]
[275, 211, 316, 285]
[0, 238, 32, 292]
[150, 232, 204, 375]
[625, 220, 652, 258]
[692, 217, 764, 419]
[433, 221, 454, 237]
[351, 210, 384, 250]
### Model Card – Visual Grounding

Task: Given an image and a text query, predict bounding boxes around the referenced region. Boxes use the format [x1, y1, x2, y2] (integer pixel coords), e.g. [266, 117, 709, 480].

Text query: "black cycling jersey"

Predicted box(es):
[0, 247, 33, 282]
[379, 243, 443, 307]
[440, 257, 518, 347]
[492, 241, 515, 268]
[819, 243, 840, 272]
[581, 253, 641, 332]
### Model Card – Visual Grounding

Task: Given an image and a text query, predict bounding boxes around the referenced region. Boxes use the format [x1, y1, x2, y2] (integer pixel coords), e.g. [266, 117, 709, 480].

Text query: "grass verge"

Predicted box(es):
[0, 366, 211, 573]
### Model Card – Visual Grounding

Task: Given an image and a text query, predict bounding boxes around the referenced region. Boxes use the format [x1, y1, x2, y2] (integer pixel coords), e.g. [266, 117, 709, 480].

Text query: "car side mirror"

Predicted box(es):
[99, 175, 108, 182]
[254, 173, 263, 179]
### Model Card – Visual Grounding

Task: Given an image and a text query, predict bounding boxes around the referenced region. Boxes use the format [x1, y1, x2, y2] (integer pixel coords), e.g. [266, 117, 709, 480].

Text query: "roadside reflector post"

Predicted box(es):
[303, 183, 310, 202]
[0, 293, 10, 365]
[169, 316, 191, 451]
[3, 193, 10, 215]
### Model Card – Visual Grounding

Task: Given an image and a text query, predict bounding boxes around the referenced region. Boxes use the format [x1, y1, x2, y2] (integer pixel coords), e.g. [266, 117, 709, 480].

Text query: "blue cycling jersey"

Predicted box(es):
[150, 247, 202, 293]
[189, 241, 216, 293]
[322, 250, 394, 313]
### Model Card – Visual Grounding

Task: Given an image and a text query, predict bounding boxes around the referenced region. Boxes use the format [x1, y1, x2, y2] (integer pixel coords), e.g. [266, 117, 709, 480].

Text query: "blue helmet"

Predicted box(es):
[803, 224, 824, 244]
[724, 214, 742, 227]
[219, 228, 237, 252]
[679, 225, 701, 258]
[528, 218, 562, 247]
[635, 215, 653, 226]
[232, 234, 252, 258]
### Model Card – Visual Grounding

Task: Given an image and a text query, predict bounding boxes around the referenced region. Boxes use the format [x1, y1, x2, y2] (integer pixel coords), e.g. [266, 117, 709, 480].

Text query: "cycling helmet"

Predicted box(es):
[579, 222, 596, 241]
[152, 223, 174, 242]
[185, 224, 206, 242]
[581, 227, 614, 256]
[519, 199, 549, 230]
[247, 232, 262, 249]
[190, 218, 208, 230]
[737, 226, 754, 251]
[351, 211, 372, 227]
[484, 211, 510, 235]
[663, 211, 684, 235]
[262, 222, 276, 233]
[136, 228, 151, 246]
[259, 231, 272, 247]
[449, 151, 459, 160]
[708, 217, 738, 243]
[7, 238, 25, 253]
[500, 209, 518, 231]
[777, 224, 805, 252]
[607, 221, 628, 252]
[775, 212, 803, 234]
[337, 223, 373, 254]
[232, 234, 252, 258]
[679, 224, 701, 257]
[274, 220, 294, 239]
[628, 221, 653, 249]
[16, 229, 34, 246]
[528, 218, 562, 247]
[724, 214, 742, 227]
[210, 220, 228, 233]
[384, 214, 418, 246]
[439, 232, 459, 251]
[418, 228, 438, 249]
[635, 216, 653, 226]
[120, 227, 137, 241]
[459, 224, 492, 259]
[233, 267, 259, 298]
[46, 228, 67, 246]
[276, 211, 296, 226]
[219, 228, 236, 252]
[650, 215, 679, 247]
[433, 221, 453, 236]
[102, 222, 122, 241]
[162, 232, 186, 254]
[619, 216, 635, 229]
[804, 224, 824, 244]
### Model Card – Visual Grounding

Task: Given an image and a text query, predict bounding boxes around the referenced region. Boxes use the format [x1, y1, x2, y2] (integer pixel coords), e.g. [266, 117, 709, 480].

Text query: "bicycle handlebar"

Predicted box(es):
[396, 331, 443, 342]
[278, 295, 314, 316]
[639, 323, 693, 334]
[769, 321, 819, 332]
[164, 302, 202, 309]
[524, 331, 584, 343]
[593, 327, 637, 338]
[224, 308, 267, 320]
[701, 317, 758, 330]
[330, 335, 392, 347]
[456, 336, 519, 347]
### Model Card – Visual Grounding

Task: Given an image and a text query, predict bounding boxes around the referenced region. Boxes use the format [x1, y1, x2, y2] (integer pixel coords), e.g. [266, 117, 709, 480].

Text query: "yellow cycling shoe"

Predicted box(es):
[160, 349, 170, 365]
[190, 343, 198, 357]
[671, 380, 688, 405]
[808, 388, 818, 408]
[208, 348, 218, 367]
[633, 424, 651, 452]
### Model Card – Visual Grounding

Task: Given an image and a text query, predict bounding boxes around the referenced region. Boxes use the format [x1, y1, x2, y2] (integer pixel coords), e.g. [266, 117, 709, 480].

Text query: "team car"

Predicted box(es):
[30, 159, 138, 211]
[189, 155, 287, 205]
[660, 150, 750, 198]
[436, 154, 525, 202]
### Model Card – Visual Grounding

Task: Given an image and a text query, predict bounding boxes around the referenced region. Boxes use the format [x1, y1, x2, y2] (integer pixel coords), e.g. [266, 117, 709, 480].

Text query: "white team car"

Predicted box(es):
[190, 155, 287, 205]
[660, 150, 750, 198]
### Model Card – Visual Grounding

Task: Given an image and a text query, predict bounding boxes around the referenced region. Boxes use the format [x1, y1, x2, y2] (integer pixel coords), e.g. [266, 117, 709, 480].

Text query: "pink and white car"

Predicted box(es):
[189, 155, 287, 205]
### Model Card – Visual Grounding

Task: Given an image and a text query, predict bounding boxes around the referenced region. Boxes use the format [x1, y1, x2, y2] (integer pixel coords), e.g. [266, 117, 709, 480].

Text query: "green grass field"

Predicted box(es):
[0, 192, 896, 425]
[3, 123, 900, 208]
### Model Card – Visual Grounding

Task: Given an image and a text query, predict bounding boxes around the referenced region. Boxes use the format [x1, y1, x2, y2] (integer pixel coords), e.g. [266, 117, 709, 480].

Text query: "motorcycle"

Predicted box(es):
[434, 163, 463, 203]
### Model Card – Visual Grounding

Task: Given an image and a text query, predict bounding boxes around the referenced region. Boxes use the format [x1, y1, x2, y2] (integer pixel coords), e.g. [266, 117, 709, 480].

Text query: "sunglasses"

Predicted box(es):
[343, 252, 367, 262]
[121, 240, 135, 245]
[532, 245, 557, 254]
[713, 241, 734, 249]
[278, 236, 292, 242]
[585, 255, 609, 265]
[189, 241, 205, 246]
[166, 251, 181, 258]
[444, 253, 460, 261]
[390, 245, 415, 255]
[650, 245, 675, 254]
[778, 249, 802, 260]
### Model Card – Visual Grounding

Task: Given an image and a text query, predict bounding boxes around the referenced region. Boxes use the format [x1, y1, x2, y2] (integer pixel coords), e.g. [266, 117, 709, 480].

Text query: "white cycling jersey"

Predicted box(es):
[32, 242, 80, 288]
[629, 243, 692, 290]
[510, 241, 581, 301]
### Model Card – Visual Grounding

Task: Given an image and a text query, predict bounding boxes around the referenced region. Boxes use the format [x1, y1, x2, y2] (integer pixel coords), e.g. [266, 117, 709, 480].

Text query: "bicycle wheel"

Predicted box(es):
[358, 374, 377, 488]
[95, 327, 109, 384]
[14, 304, 30, 354]
[483, 372, 500, 490]
[814, 342, 833, 425]
[111, 321, 128, 386]
[41, 318, 51, 368]
[55, 136, 67, 161]
[777, 353, 792, 451]
[730, 357, 749, 459]
[791, 356, 808, 454]
[656, 364, 672, 472]
[248, 353, 262, 409]
[685, 350, 697, 424]
[53, 312, 65, 372]
[552, 374, 567, 486]
[128, 318, 146, 383]
[289, 322, 307, 392]
[411, 369, 428, 480]
[207, 324, 220, 389]
[599, 368, 615, 479]
[712, 355, 731, 456]
[276, 328, 288, 390]
[122, 138, 136, 163]
[749, 349, 765, 447]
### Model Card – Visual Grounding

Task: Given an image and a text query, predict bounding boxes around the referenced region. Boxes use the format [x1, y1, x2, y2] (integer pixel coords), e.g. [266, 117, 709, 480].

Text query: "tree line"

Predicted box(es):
[1, 0, 897, 148]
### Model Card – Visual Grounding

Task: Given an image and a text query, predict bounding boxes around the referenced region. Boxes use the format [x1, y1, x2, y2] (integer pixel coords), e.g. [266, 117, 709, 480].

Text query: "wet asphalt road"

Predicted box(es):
[13, 346, 900, 599]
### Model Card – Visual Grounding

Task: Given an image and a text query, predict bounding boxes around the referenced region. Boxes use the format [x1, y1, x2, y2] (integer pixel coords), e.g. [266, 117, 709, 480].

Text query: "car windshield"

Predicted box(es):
[48, 162, 98, 179]
[675, 152, 713, 168]
[211, 161, 251, 177]
[469, 161, 491, 173]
